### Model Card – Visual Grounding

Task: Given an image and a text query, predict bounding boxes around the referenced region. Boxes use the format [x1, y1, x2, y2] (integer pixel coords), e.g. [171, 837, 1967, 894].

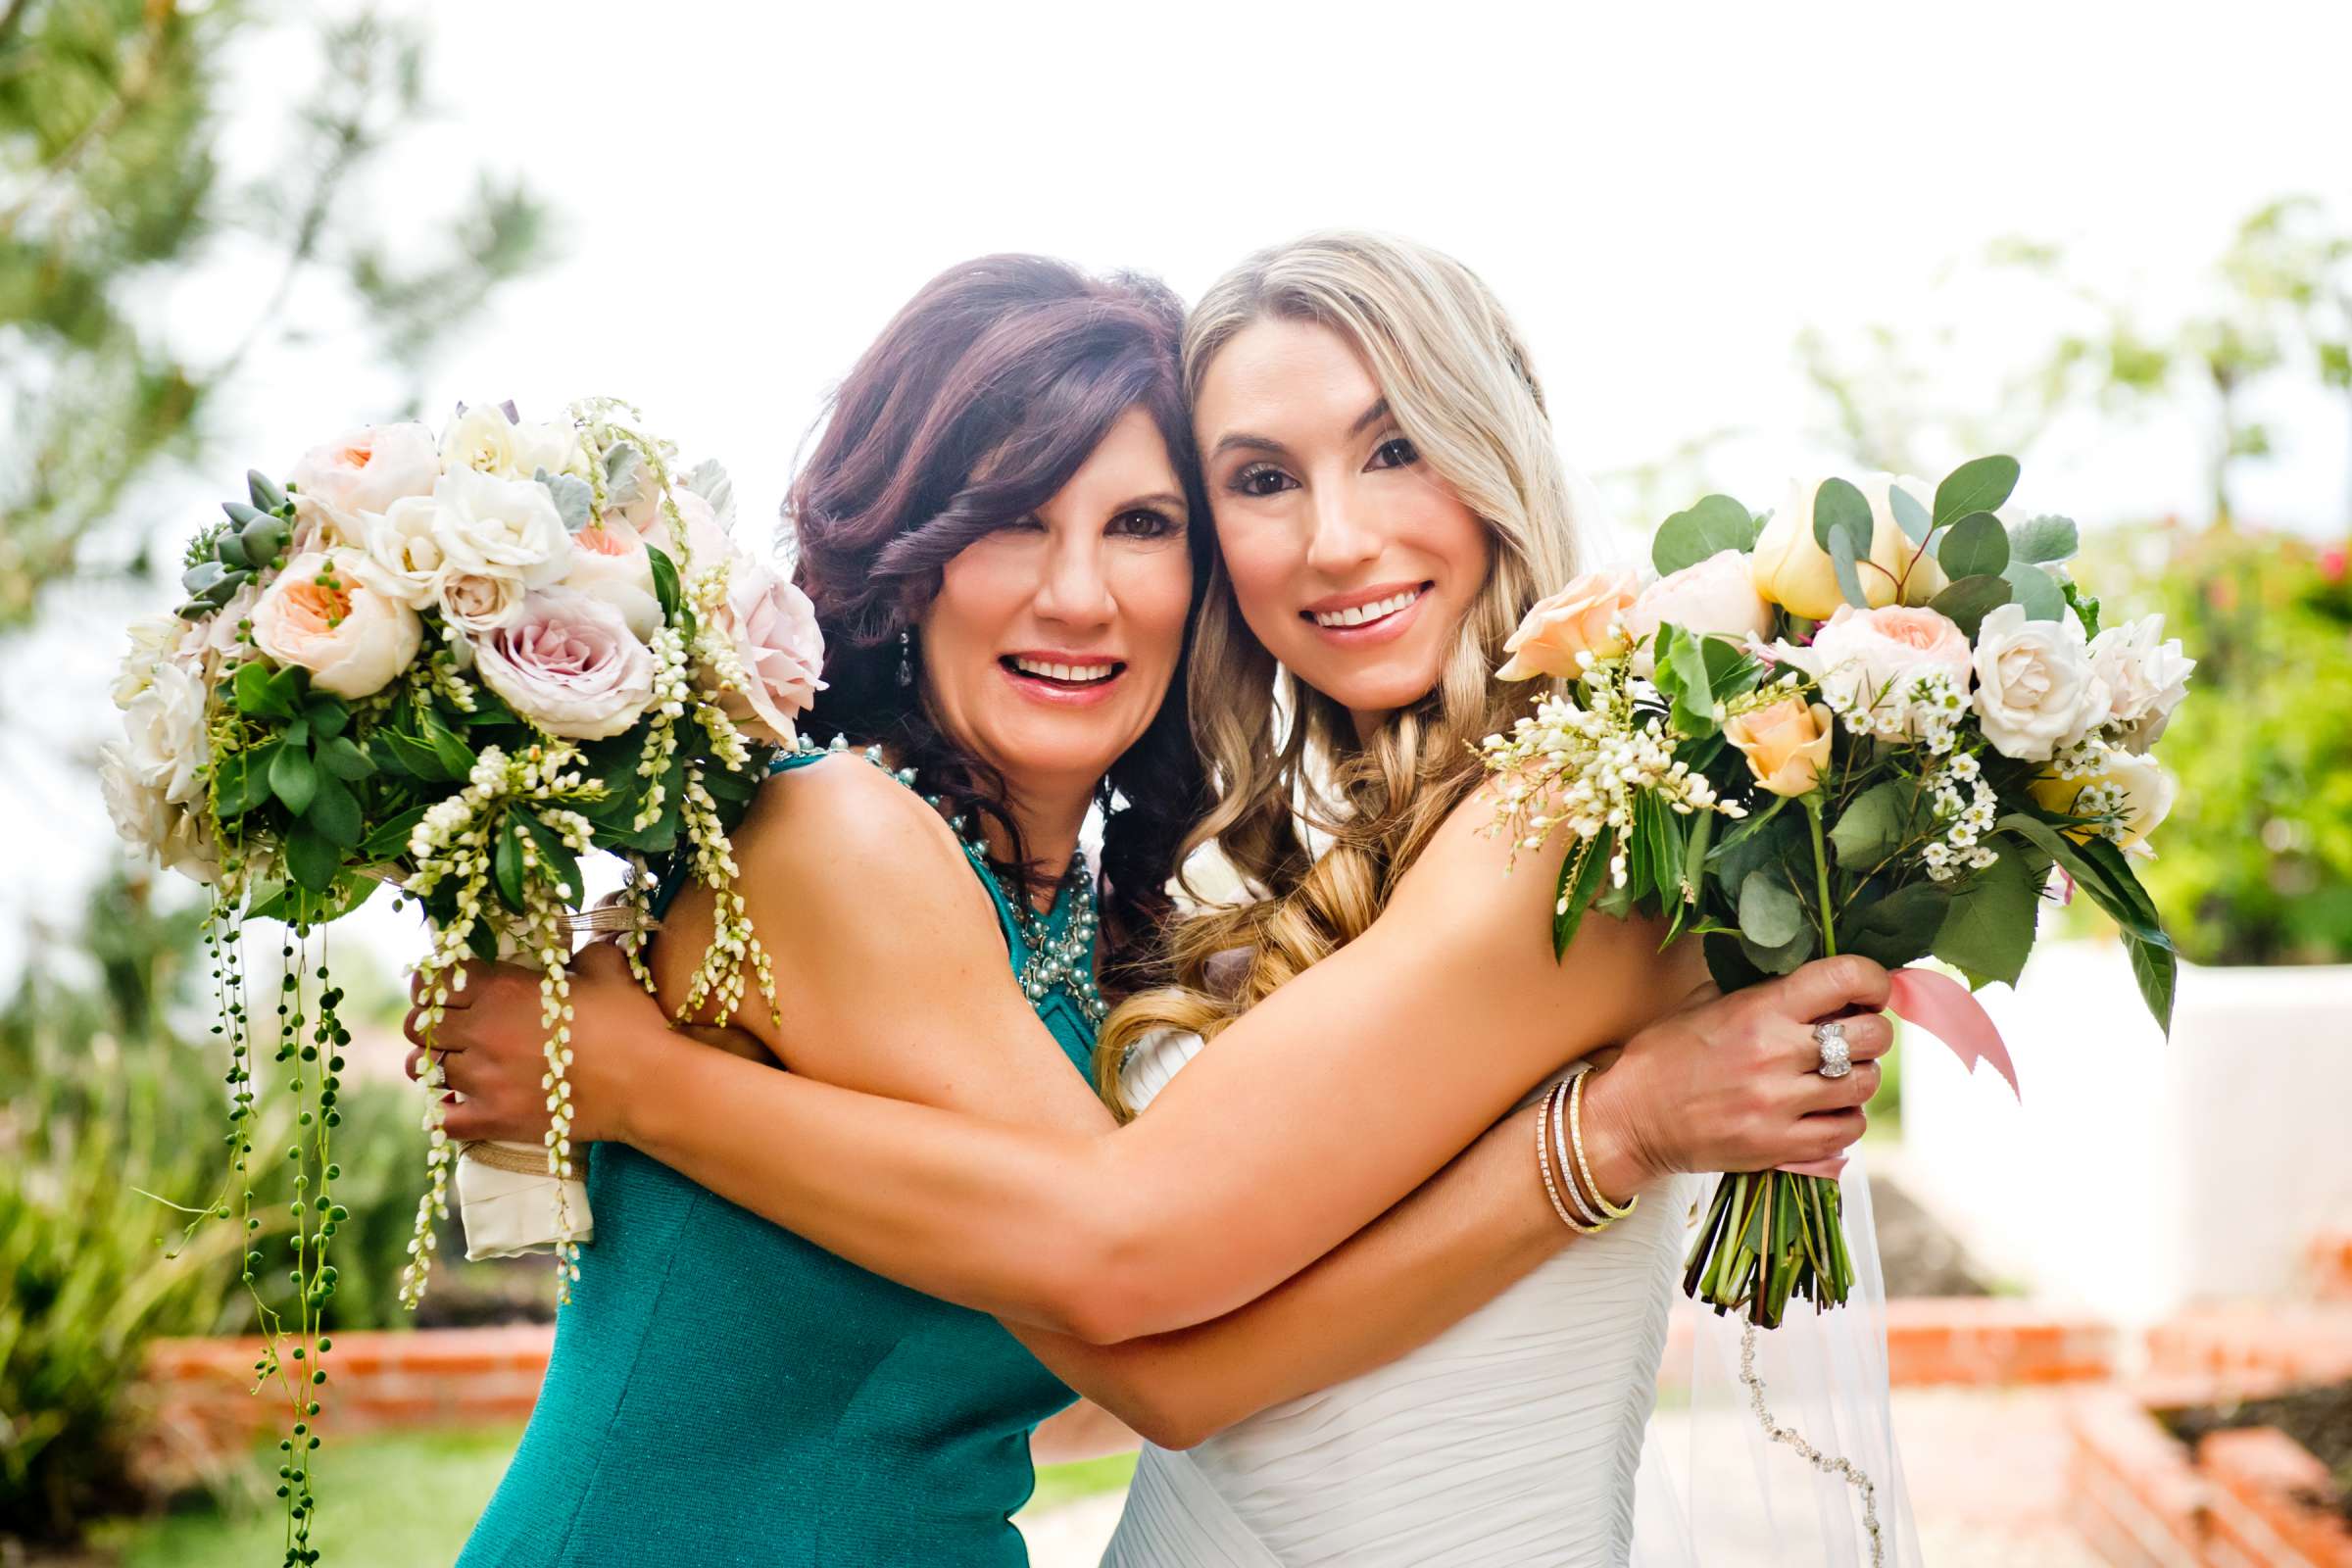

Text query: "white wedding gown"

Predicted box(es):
[1100, 1030, 1699, 1568]
[1097, 1031, 1922, 1568]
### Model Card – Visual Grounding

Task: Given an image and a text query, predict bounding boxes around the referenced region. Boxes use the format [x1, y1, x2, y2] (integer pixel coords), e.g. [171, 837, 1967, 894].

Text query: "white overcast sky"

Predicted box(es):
[7, 0, 2350, 979]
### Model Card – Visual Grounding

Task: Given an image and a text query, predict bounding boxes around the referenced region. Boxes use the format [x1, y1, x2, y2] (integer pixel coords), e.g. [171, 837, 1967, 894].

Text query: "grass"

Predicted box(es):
[95, 1426, 1135, 1565]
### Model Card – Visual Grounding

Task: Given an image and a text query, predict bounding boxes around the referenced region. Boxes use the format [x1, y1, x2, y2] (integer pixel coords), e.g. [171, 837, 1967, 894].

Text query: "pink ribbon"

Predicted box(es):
[1778, 964, 2020, 1179]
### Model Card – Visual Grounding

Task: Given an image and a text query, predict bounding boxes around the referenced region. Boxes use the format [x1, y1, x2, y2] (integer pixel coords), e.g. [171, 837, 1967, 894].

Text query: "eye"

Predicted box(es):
[1229, 463, 1298, 499]
[1108, 509, 1180, 540]
[994, 514, 1047, 533]
[1367, 435, 1420, 470]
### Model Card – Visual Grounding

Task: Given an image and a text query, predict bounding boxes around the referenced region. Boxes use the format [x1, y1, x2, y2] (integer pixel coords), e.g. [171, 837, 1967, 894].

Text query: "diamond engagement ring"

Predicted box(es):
[1813, 1020, 1853, 1079]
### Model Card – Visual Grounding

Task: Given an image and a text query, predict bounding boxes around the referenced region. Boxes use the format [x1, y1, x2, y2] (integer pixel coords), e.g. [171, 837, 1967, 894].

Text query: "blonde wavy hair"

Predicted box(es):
[1096, 230, 1594, 1111]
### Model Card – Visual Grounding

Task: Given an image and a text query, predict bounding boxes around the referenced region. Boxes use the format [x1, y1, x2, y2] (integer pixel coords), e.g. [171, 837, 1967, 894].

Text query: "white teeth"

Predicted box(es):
[1313, 587, 1422, 629]
[1012, 657, 1115, 682]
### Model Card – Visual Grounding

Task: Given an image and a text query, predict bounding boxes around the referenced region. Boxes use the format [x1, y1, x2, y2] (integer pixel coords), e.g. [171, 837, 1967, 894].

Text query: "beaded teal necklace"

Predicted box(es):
[785, 734, 1107, 1028]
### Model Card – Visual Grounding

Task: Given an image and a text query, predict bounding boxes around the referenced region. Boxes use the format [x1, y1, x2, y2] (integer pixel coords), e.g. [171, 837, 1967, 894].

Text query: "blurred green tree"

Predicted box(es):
[0, 0, 553, 630]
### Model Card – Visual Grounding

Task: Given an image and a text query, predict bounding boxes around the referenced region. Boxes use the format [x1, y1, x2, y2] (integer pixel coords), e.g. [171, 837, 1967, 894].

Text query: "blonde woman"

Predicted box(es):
[425, 233, 1895, 1564]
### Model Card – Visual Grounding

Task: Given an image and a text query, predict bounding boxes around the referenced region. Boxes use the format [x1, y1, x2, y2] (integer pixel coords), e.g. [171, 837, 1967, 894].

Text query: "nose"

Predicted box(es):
[1304, 480, 1381, 579]
[1034, 532, 1116, 631]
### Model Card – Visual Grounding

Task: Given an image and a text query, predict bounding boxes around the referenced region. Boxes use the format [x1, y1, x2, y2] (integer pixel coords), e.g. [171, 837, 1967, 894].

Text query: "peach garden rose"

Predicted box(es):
[1722, 696, 1835, 797]
[249, 547, 423, 699]
[1494, 568, 1642, 680]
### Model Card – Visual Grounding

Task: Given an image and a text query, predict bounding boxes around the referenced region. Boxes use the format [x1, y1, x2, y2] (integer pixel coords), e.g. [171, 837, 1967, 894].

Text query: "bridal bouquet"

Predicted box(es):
[1480, 457, 2191, 1330]
[103, 399, 818, 1561]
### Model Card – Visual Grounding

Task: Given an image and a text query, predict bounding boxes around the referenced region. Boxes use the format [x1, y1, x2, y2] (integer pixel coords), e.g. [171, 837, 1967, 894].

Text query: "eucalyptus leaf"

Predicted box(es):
[1933, 455, 2021, 528]
[1886, 485, 1932, 544]
[1704, 932, 1768, 992]
[1937, 512, 2010, 580]
[1652, 495, 1760, 576]
[2002, 561, 2066, 620]
[1739, 869, 1804, 948]
[1828, 522, 1869, 608]
[1811, 477, 1873, 554]
[2009, 514, 2080, 564]
[1738, 922, 1817, 976]
[1928, 574, 2013, 639]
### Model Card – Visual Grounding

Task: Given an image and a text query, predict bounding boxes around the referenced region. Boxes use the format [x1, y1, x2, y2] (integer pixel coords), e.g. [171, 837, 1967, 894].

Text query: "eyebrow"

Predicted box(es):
[1119, 491, 1190, 517]
[1207, 399, 1392, 463]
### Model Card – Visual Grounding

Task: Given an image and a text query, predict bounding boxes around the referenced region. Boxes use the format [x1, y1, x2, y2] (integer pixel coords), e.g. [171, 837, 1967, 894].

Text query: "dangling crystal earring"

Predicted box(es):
[896, 628, 913, 687]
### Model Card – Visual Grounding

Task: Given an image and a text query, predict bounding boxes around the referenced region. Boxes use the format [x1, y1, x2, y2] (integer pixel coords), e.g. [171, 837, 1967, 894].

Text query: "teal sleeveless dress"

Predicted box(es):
[460, 747, 1101, 1567]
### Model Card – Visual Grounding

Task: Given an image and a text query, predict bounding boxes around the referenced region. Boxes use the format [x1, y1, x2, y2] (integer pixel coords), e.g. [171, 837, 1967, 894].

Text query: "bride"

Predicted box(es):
[423, 231, 1908, 1564]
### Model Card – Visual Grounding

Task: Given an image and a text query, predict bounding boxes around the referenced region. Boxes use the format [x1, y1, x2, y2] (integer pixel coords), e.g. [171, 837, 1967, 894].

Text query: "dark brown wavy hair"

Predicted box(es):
[784, 254, 1211, 993]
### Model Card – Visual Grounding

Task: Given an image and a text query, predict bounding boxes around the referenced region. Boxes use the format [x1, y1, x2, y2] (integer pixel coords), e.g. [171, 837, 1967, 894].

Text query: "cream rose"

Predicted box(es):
[1971, 603, 2110, 761]
[2031, 749, 2178, 855]
[562, 523, 662, 640]
[100, 742, 221, 883]
[353, 495, 448, 610]
[287, 421, 440, 525]
[1750, 474, 1942, 619]
[249, 548, 423, 699]
[512, 418, 591, 482]
[1621, 549, 1773, 675]
[1806, 603, 1975, 727]
[120, 657, 211, 805]
[429, 467, 573, 588]
[114, 612, 185, 710]
[436, 571, 527, 637]
[1495, 568, 1642, 680]
[474, 589, 656, 740]
[440, 404, 524, 478]
[2087, 613, 2195, 753]
[1723, 697, 1835, 797]
[710, 561, 824, 746]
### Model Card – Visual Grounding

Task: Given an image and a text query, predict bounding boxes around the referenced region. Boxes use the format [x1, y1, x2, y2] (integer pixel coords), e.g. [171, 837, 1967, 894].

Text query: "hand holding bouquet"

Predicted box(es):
[1481, 457, 2192, 1329]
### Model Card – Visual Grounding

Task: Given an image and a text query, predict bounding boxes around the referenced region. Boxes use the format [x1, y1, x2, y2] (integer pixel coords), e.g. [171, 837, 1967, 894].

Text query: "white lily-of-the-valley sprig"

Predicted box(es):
[102, 397, 824, 1566]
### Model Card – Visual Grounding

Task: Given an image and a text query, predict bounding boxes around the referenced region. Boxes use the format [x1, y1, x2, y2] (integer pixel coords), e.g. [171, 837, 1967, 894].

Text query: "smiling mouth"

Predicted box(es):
[1001, 655, 1125, 689]
[1305, 583, 1429, 630]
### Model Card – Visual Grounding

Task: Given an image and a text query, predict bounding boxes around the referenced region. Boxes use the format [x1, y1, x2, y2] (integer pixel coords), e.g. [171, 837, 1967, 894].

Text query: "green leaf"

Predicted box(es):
[361, 804, 431, 861]
[1704, 932, 1768, 992]
[492, 818, 527, 914]
[284, 830, 341, 894]
[1886, 484, 1932, 544]
[1666, 628, 1716, 733]
[424, 717, 477, 780]
[1828, 522, 1869, 609]
[375, 730, 451, 782]
[519, 813, 586, 907]
[233, 660, 295, 719]
[2009, 514, 2079, 564]
[269, 745, 318, 817]
[1929, 573, 2013, 639]
[1932, 848, 2045, 987]
[1647, 795, 1687, 903]
[1994, 813, 2170, 948]
[1552, 827, 1616, 959]
[305, 699, 351, 741]
[1682, 812, 1718, 910]
[1828, 780, 1913, 869]
[1738, 922, 1817, 976]
[1739, 869, 1804, 948]
[1937, 512, 2011, 579]
[647, 543, 682, 626]
[318, 734, 376, 780]
[1652, 495, 1761, 576]
[1811, 477, 1873, 554]
[215, 531, 251, 568]
[2001, 561, 2066, 620]
[2063, 581, 2102, 638]
[1933, 456, 2021, 528]
[1844, 883, 1952, 967]
[2128, 939, 2177, 1036]
[282, 715, 310, 750]
[304, 770, 363, 848]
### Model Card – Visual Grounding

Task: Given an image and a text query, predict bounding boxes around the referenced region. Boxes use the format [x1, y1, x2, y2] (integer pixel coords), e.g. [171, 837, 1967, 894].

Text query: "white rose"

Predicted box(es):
[249, 548, 423, 700]
[114, 612, 184, 710]
[1970, 603, 2111, 761]
[441, 404, 524, 478]
[1621, 548, 1774, 675]
[474, 589, 656, 740]
[429, 467, 573, 589]
[561, 522, 662, 640]
[287, 422, 441, 525]
[511, 419, 591, 482]
[100, 742, 221, 883]
[353, 495, 448, 610]
[121, 657, 211, 805]
[436, 570, 527, 637]
[2087, 613, 2195, 753]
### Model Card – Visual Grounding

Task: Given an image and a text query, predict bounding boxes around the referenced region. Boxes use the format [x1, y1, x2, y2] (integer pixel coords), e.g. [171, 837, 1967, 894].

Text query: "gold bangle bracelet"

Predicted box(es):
[1568, 1065, 1639, 1221]
[1536, 1075, 1606, 1235]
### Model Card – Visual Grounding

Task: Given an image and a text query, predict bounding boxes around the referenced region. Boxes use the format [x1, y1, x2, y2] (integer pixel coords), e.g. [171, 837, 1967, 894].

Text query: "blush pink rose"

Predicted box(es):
[1806, 603, 1974, 726]
[474, 589, 656, 740]
[1621, 549, 1774, 675]
[288, 422, 440, 526]
[1495, 568, 1642, 680]
[709, 562, 825, 747]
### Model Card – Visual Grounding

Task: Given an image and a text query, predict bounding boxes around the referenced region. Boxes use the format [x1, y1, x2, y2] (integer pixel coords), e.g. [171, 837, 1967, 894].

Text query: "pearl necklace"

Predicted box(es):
[793, 734, 1106, 1028]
